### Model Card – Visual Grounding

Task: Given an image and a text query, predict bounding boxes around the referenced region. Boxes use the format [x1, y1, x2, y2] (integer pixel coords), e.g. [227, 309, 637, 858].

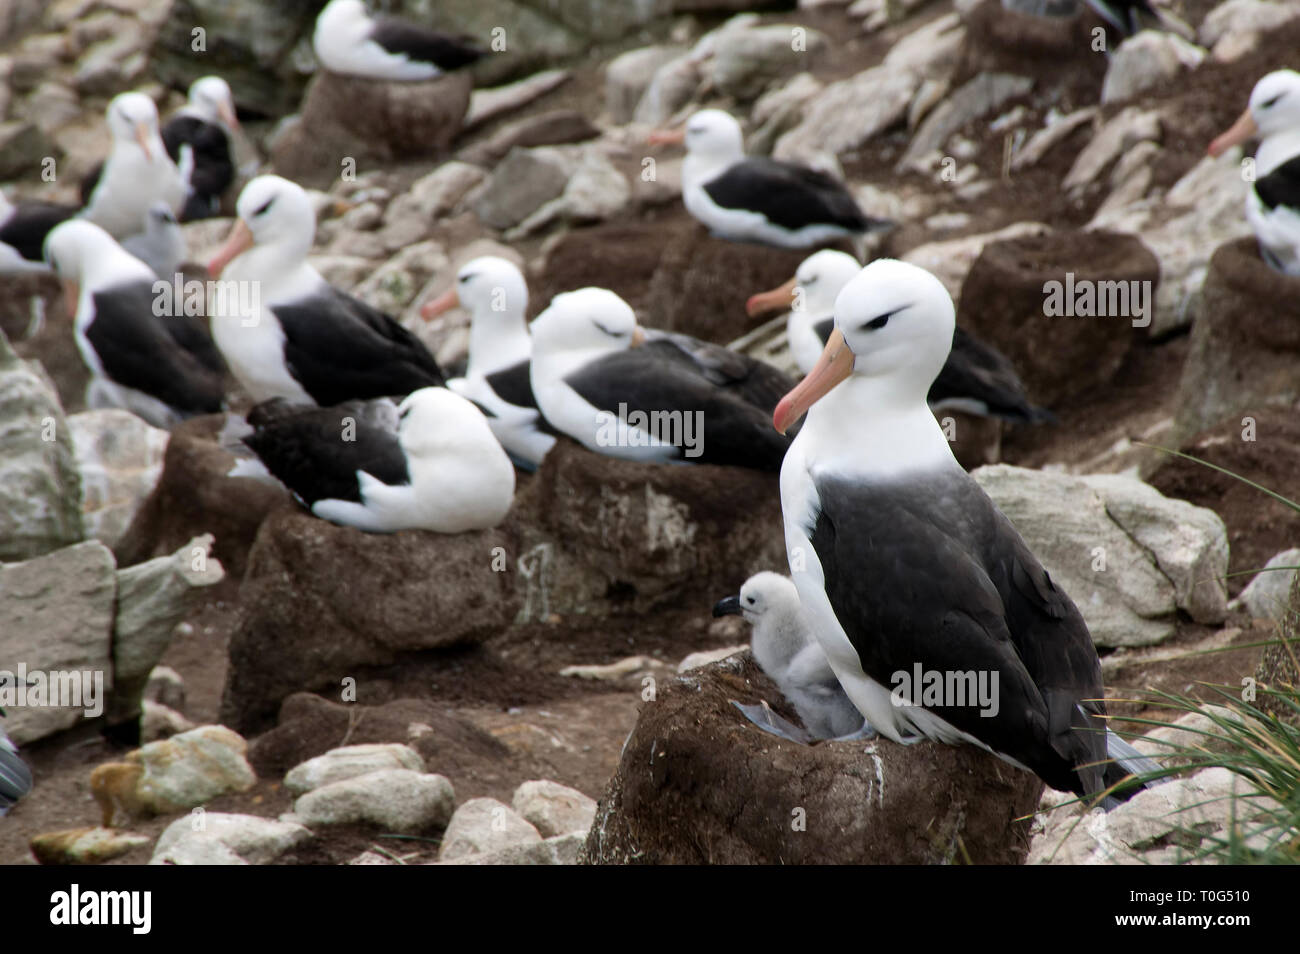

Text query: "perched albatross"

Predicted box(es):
[529, 287, 794, 470]
[1209, 69, 1300, 276]
[80, 92, 189, 240]
[650, 109, 893, 249]
[44, 220, 225, 428]
[164, 75, 239, 221]
[0, 192, 78, 274]
[313, 0, 483, 81]
[748, 249, 1052, 423]
[207, 175, 445, 405]
[772, 258, 1154, 802]
[713, 572, 869, 742]
[239, 386, 514, 533]
[420, 256, 557, 471]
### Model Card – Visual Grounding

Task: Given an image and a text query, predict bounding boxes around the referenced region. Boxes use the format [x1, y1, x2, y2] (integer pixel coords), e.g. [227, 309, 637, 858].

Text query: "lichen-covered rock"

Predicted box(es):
[67, 409, 168, 549]
[292, 769, 455, 833]
[284, 743, 426, 795]
[151, 812, 312, 865]
[29, 827, 150, 865]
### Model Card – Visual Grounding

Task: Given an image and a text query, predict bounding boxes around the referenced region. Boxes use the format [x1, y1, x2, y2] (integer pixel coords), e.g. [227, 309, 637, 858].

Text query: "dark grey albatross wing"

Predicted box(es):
[85, 281, 226, 415]
[162, 115, 234, 221]
[272, 285, 445, 406]
[807, 470, 1110, 797]
[1255, 154, 1300, 212]
[242, 397, 409, 506]
[369, 16, 484, 70]
[2, 201, 78, 263]
[703, 157, 892, 234]
[561, 341, 792, 470]
[484, 358, 564, 437]
[643, 330, 796, 415]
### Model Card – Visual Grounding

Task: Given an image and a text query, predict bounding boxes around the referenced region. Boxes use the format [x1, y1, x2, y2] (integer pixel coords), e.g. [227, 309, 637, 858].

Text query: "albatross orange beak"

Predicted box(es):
[647, 127, 685, 146]
[630, 326, 646, 348]
[1208, 108, 1258, 158]
[773, 327, 854, 435]
[135, 122, 154, 162]
[219, 101, 240, 132]
[207, 218, 255, 279]
[420, 286, 459, 321]
[746, 276, 798, 318]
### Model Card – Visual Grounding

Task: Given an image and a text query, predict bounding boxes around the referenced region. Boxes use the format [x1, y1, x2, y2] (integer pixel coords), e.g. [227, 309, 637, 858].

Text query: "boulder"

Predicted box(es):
[605, 45, 686, 124]
[438, 797, 542, 860]
[1235, 549, 1300, 626]
[114, 414, 286, 581]
[67, 409, 169, 549]
[292, 769, 456, 833]
[1100, 31, 1205, 105]
[897, 71, 1034, 173]
[956, 229, 1158, 407]
[90, 725, 256, 825]
[512, 779, 597, 837]
[271, 69, 473, 186]
[29, 827, 150, 865]
[0, 540, 116, 744]
[902, 221, 1049, 300]
[473, 146, 571, 230]
[1172, 237, 1300, 444]
[108, 535, 225, 734]
[0, 330, 82, 561]
[1062, 107, 1162, 194]
[972, 465, 1229, 647]
[508, 143, 630, 238]
[0, 120, 58, 180]
[459, 109, 599, 167]
[151, 813, 312, 866]
[581, 655, 1042, 864]
[709, 22, 829, 102]
[284, 743, 426, 795]
[1199, 0, 1300, 61]
[221, 508, 519, 733]
[434, 831, 584, 865]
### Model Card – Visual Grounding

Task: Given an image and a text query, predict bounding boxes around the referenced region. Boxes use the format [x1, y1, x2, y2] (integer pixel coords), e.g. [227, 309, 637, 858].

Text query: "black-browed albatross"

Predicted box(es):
[313, 0, 484, 82]
[772, 258, 1154, 801]
[207, 174, 445, 406]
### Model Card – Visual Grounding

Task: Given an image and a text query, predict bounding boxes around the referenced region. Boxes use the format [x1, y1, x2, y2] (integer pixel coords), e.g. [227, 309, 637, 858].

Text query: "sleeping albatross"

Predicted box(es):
[772, 258, 1153, 802]
[529, 287, 794, 470]
[1209, 69, 1300, 276]
[207, 175, 445, 405]
[748, 249, 1052, 423]
[313, 0, 483, 82]
[239, 386, 514, 533]
[44, 219, 225, 428]
[420, 256, 556, 471]
[713, 571, 869, 742]
[80, 92, 189, 240]
[650, 109, 893, 249]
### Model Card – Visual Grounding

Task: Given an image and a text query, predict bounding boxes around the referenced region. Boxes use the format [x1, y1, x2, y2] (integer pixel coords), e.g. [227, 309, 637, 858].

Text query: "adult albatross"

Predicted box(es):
[772, 258, 1153, 801]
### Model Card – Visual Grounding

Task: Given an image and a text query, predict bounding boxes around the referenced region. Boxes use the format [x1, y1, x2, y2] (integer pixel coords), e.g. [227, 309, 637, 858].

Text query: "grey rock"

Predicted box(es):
[0, 540, 116, 745]
[1199, 0, 1300, 61]
[474, 146, 571, 230]
[144, 664, 185, 712]
[67, 409, 169, 549]
[152, 812, 312, 865]
[0, 330, 82, 561]
[285, 743, 426, 795]
[1063, 107, 1162, 193]
[512, 779, 597, 837]
[901, 221, 1051, 299]
[140, 700, 195, 742]
[898, 72, 1034, 173]
[350, 240, 448, 319]
[439, 797, 542, 860]
[710, 22, 829, 101]
[605, 45, 687, 124]
[1101, 31, 1205, 105]
[460, 109, 599, 167]
[436, 831, 584, 864]
[632, 54, 701, 127]
[464, 69, 571, 129]
[1235, 549, 1300, 626]
[293, 769, 455, 833]
[508, 144, 629, 238]
[0, 121, 58, 180]
[109, 535, 224, 727]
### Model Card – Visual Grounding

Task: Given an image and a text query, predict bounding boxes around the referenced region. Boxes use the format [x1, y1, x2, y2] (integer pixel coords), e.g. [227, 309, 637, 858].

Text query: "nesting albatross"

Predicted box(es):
[313, 0, 483, 82]
[529, 287, 794, 470]
[207, 175, 445, 406]
[772, 258, 1154, 802]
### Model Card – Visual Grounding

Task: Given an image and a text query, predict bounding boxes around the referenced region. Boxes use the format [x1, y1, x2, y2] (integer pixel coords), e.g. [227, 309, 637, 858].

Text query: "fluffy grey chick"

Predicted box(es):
[122, 201, 187, 280]
[713, 571, 868, 741]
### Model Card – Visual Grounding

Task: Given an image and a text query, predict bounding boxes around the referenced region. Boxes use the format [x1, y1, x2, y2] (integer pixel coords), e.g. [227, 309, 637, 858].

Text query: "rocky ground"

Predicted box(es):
[1, 0, 1298, 865]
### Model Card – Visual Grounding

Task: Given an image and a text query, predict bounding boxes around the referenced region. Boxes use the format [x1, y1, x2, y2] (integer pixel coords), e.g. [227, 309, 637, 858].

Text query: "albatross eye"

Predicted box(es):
[1262, 93, 1285, 109]
[592, 320, 625, 338]
[863, 311, 896, 331]
[253, 198, 275, 216]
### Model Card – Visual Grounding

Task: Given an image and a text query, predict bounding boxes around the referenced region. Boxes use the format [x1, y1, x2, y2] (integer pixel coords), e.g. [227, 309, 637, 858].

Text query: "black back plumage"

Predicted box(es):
[807, 471, 1109, 796]
[562, 335, 794, 470]
[1255, 154, 1300, 212]
[242, 398, 409, 505]
[272, 286, 445, 406]
[703, 157, 880, 234]
[84, 280, 226, 415]
[1, 201, 78, 263]
[369, 16, 484, 70]
[485, 358, 539, 409]
[162, 115, 235, 220]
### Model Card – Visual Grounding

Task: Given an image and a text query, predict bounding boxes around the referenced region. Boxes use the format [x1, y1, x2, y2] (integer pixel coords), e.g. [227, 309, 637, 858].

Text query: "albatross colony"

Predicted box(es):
[772, 258, 1154, 803]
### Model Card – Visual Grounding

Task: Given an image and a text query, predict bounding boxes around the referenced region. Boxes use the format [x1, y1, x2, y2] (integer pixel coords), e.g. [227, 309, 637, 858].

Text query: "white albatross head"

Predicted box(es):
[746, 249, 862, 319]
[1209, 69, 1300, 156]
[420, 255, 528, 322]
[106, 92, 164, 163]
[773, 259, 955, 434]
[44, 219, 154, 317]
[396, 386, 501, 458]
[186, 75, 238, 130]
[207, 175, 315, 278]
[713, 571, 801, 627]
[527, 287, 646, 362]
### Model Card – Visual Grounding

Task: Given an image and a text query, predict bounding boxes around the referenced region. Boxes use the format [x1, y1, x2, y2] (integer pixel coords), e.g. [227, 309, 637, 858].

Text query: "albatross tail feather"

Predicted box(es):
[1098, 729, 1164, 810]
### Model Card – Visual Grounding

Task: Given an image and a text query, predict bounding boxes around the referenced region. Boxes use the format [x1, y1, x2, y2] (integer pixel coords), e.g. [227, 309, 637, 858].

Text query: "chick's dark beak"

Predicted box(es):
[712, 595, 743, 618]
